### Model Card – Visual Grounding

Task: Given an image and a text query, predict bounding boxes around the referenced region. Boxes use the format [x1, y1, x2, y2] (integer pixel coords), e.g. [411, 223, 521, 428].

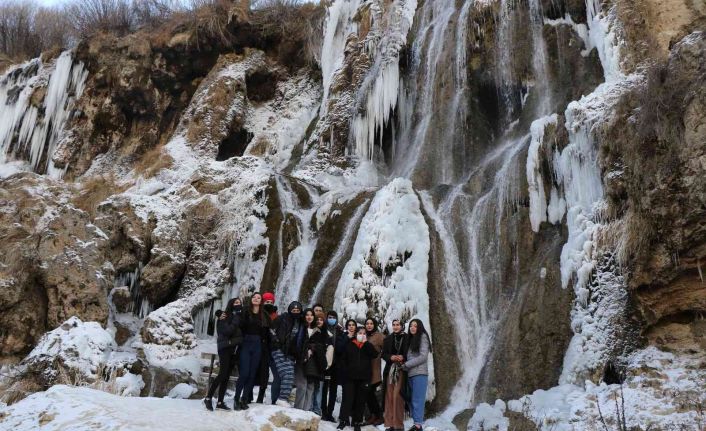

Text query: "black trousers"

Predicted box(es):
[255, 345, 271, 403]
[321, 374, 338, 418]
[207, 348, 236, 402]
[340, 380, 368, 424]
[366, 381, 382, 417]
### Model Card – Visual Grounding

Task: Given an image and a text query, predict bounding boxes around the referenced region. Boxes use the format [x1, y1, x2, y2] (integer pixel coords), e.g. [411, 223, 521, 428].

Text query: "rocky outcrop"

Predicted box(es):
[0, 174, 111, 358]
[600, 32, 706, 337]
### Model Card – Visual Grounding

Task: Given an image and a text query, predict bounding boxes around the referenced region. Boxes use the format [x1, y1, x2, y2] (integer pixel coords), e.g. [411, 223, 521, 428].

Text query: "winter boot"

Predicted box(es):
[239, 398, 250, 410]
[215, 401, 230, 411]
[203, 398, 213, 411]
[353, 424, 362, 431]
[336, 419, 349, 430]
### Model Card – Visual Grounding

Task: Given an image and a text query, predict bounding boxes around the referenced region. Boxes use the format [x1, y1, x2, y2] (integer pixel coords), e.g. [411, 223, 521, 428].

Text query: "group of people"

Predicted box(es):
[202, 292, 432, 431]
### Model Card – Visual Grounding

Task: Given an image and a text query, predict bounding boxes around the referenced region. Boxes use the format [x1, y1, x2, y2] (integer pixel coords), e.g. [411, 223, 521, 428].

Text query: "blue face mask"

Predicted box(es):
[327, 318, 337, 326]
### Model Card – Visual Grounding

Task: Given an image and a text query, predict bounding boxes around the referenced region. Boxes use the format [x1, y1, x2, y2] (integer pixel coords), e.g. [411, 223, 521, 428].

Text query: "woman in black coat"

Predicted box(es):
[338, 326, 378, 431]
[203, 298, 242, 411]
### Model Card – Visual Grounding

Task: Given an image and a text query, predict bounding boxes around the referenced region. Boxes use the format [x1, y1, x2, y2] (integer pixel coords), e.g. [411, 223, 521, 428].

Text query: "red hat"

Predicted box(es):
[262, 292, 275, 302]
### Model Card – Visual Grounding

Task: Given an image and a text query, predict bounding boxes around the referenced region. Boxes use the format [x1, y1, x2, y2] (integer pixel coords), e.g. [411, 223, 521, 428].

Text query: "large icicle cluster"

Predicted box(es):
[334, 177, 435, 398]
[0, 51, 88, 177]
[350, 0, 418, 160]
[334, 178, 430, 327]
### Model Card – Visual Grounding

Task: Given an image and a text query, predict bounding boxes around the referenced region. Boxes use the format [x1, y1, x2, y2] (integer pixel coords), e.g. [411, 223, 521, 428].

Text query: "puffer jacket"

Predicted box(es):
[216, 312, 242, 351]
[402, 333, 430, 378]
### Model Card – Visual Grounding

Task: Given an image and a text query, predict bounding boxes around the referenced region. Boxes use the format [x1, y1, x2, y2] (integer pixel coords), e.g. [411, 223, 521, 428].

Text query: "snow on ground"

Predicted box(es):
[0, 385, 321, 431]
[469, 346, 706, 431]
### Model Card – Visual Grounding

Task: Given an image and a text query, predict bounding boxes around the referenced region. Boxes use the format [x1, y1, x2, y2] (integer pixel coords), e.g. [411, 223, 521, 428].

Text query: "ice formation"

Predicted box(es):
[334, 177, 434, 398]
[0, 51, 88, 177]
[348, 0, 418, 160]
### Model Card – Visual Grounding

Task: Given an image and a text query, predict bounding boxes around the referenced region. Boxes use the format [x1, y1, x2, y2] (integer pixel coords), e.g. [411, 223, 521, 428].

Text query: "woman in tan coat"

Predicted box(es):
[365, 317, 385, 425]
[381, 319, 409, 431]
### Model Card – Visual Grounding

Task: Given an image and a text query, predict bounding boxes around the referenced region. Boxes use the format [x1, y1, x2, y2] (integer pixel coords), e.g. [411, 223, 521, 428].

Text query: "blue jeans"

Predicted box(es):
[269, 358, 281, 403]
[409, 375, 428, 425]
[235, 335, 262, 402]
[310, 380, 322, 415]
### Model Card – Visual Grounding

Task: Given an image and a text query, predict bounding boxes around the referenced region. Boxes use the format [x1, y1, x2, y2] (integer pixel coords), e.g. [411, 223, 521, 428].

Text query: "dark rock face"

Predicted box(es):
[599, 31, 706, 341]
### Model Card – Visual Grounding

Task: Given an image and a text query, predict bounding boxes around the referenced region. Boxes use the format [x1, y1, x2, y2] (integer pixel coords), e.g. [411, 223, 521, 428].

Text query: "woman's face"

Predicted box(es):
[409, 321, 418, 335]
[251, 294, 262, 306]
[316, 316, 325, 328]
[234, 298, 242, 306]
[305, 310, 314, 324]
[365, 320, 374, 332]
[347, 321, 357, 334]
[392, 320, 402, 333]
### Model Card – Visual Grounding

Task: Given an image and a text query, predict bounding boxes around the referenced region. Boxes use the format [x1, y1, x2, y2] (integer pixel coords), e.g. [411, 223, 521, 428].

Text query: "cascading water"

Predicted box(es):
[113, 264, 153, 319]
[0, 51, 88, 178]
[273, 175, 320, 306]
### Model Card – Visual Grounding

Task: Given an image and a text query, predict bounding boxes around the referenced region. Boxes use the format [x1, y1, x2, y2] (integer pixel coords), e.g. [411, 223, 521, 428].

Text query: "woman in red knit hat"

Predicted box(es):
[254, 291, 279, 404]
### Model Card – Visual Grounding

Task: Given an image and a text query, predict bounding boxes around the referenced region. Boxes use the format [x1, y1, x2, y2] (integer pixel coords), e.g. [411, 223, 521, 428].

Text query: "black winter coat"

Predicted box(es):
[216, 312, 242, 351]
[342, 338, 378, 382]
[300, 328, 328, 380]
[324, 325, 345, 376]
[271, 312, 304, 357]
[381, 332, 409, 381]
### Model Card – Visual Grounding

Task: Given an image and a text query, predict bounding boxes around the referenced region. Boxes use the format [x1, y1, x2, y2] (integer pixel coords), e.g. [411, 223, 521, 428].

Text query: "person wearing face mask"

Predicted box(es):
[254, 292, 279, 404]
[364, 318, 385, 425]
[338, 326, 378, 431]
[320, 311, 344, 422]
[270, 301, 304, 407]
[203, 298, 242, 411]
[382, 319, 409, 431]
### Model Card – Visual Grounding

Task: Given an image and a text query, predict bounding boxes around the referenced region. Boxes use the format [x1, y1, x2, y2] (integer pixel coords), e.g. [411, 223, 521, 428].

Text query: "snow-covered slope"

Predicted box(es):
[0, 385, 321, 431]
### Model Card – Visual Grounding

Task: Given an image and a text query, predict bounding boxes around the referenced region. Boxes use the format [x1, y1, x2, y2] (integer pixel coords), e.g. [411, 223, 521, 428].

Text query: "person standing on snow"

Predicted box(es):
[270, 301, 304, 407]
[234, 292, 271, 411]
[203, 298, 242, 411]
[364, 317, 385, 426]
[254, 292, 279, 404]
[310, 302, 326, 415]
[382, 319, 409, 431]
[338, 325, 378, 431]
[320, 310, 345, 422]
[401, 319, 432, 431]
[294, 310, 328, 410]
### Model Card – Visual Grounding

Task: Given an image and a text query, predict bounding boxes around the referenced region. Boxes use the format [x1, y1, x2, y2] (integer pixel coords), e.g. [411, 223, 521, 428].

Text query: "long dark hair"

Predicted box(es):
[408, 319, 432, 353]
[245, 292, 270, 327]
[224, 297, 241, 315]
[303, 308, 316, 329]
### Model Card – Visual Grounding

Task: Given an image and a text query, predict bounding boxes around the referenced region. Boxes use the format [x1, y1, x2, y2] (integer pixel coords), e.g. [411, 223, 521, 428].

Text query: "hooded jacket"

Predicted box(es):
[271, 301, 304, 357]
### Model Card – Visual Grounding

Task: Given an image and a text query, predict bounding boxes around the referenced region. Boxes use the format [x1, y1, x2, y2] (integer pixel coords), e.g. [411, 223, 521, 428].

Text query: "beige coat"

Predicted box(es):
[368, 331, 385, 384]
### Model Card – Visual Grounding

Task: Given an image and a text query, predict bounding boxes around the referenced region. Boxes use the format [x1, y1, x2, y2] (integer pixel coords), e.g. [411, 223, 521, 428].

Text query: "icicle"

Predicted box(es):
[348, 0, 417, 161]
[526, 114, 558, 232]
[0, 50, 88, 176]
[320, 0, 362, 118]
